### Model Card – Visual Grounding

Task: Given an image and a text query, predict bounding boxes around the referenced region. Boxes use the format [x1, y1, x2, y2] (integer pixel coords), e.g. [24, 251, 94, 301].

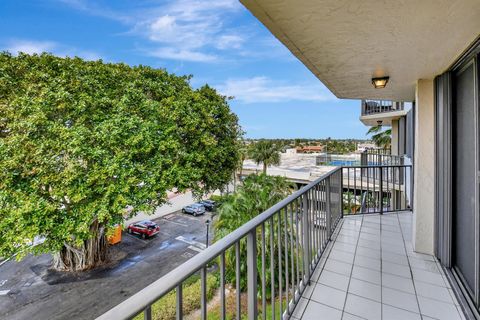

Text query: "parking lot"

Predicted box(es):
[0, 210, 214, 320]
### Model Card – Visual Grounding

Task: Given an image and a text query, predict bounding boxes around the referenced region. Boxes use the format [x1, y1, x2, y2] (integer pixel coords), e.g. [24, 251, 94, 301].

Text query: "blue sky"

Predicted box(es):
[0, 0, 366, 139]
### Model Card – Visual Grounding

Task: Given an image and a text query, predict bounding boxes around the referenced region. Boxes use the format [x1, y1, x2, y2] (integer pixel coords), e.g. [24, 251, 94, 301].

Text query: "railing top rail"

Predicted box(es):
[97, 166, 343, 320]
[345, 164, 412, 168]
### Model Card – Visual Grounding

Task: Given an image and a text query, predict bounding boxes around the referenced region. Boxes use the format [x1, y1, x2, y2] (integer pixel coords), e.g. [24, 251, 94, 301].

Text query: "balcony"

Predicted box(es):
[360, 100, 409, 127]
[97, 164, 464, 320]
[292, 212, 464, 320]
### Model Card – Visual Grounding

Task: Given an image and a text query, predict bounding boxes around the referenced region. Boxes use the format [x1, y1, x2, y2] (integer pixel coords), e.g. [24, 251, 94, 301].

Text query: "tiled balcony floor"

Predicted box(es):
[293, 212, 466, 320]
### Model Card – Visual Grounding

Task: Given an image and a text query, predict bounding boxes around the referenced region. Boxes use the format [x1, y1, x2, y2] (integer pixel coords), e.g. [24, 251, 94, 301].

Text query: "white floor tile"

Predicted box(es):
[381, 251, 409, 266]
[382, 272, 415, 294]
[317, 269, 350, 291]
[417, 296, 462, 320]
[341, 312, 364, 320]
[344, 293, 381, 320]
[414, 281, 454, 303]
[324, 259, 353, 276]
[382, 261, 412, 278]
[411, 269, 445, 286]
[382, 287, 419, 313]
[348, 278, 381, 302]
[382, 304, 421, 320]
[311, 283, 347, 310]
[302, 300, 342, 320]
[351, 265, 381, 285]
[354, 254, 381, 271]
[356, 246, 381, 260]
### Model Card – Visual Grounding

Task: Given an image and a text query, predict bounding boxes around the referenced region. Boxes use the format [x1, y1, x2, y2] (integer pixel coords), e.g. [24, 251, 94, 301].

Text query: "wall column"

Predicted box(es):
[391, 120, 399, 155]
[412, 79, 435, 254]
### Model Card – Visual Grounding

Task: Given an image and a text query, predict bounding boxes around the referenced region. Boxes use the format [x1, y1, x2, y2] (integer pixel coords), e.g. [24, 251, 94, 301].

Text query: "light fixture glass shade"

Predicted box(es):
[372, 76, 389, 89]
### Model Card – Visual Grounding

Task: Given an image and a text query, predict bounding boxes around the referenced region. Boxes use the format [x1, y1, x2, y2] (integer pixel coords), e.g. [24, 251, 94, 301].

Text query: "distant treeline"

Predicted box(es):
[243, 138, 372, 154]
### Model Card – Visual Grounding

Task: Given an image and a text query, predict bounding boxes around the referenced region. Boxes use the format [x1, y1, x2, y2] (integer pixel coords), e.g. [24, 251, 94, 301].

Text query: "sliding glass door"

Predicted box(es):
[452, 58, 478, 300]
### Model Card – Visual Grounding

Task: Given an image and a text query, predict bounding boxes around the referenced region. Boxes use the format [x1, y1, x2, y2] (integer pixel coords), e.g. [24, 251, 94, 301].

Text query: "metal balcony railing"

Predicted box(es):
[360, 149, 403, 166]
[98, 164, 412, 320]
[361, 100, 404, 116]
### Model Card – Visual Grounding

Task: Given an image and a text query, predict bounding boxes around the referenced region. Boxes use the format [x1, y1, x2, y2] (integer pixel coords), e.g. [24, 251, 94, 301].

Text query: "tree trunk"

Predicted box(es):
[53, 220, 108, 272]
[263, 163, 267, 175]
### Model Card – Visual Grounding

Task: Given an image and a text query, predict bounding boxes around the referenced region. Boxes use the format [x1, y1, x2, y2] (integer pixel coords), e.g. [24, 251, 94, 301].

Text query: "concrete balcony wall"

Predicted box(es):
[413, 79, 435, 255]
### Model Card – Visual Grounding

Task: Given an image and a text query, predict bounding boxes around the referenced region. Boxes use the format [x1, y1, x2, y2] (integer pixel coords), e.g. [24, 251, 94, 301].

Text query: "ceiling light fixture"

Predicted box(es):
[372, 76, 389, 89]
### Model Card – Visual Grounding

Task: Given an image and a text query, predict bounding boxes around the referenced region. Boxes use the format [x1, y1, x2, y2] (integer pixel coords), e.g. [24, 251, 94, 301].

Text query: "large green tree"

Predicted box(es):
[249, 140, 281, 174]
[0, 53, 241, 271]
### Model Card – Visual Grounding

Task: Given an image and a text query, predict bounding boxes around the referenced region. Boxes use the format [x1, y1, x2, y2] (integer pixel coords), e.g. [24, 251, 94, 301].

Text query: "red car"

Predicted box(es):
[127, 220, 160, 239]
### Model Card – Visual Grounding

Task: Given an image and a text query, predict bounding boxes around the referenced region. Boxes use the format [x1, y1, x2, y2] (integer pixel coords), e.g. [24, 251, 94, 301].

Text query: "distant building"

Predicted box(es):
[284, 148, 297, 155]
[296, 145, 324, 154]
[356, 143, 377, 152]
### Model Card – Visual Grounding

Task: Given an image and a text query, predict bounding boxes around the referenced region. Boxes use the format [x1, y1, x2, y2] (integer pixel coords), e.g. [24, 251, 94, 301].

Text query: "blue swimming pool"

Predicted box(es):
[328, 160, 361, 166]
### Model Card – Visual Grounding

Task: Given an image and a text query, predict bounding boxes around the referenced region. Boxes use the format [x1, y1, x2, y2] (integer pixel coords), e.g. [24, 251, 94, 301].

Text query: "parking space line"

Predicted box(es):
[161, 219, 188, 227]
[0, 290, 10, 296]
[176, 236, 206, 250]
[187, 245, 203, 253]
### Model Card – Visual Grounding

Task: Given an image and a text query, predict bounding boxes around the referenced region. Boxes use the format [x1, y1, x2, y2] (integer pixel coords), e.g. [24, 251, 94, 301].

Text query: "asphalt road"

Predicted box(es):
[0, 211, 214, 320]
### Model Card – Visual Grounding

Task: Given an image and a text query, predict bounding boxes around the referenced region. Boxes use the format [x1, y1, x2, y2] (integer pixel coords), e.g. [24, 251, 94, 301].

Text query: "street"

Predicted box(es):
[0, 211, 214, 320]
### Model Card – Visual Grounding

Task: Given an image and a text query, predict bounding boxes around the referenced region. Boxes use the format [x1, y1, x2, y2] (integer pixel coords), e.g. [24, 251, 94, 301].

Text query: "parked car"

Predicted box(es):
[199, 199, 216, 211]
[182, 203, 206, 216]
[127, 220, 160, 239]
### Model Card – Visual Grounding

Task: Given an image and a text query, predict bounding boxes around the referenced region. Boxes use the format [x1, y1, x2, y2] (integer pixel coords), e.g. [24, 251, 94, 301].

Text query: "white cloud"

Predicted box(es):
[148, 48, 217, 63]
[3, 39, 101, 61]
[5, 40, 57, 55]
[216, 35, 245, 50]
[217, 77, 337, 103]
[131, 0, 245, 61]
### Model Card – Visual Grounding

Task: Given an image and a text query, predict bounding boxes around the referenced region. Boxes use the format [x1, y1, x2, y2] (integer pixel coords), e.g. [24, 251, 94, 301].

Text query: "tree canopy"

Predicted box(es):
[0, 52, 241, 266]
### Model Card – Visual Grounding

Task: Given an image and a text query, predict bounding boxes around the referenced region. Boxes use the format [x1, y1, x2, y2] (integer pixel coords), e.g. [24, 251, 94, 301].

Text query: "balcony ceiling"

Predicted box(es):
[241, 0, 480, 101]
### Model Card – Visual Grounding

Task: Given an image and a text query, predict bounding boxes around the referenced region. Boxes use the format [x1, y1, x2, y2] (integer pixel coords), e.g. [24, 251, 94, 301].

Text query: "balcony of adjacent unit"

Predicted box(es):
[360, 100, 410, 127]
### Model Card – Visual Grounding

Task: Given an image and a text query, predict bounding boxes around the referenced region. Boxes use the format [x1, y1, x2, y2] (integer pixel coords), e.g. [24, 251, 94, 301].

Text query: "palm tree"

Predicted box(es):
[233, 143, 249, 191]
[367, 125, 391, 149]
[214, 174, 293, 295]
[248, 140, 281, 174]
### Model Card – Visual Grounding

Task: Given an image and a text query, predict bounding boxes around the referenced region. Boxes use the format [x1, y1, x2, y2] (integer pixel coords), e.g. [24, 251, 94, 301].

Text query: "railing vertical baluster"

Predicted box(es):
[340, 168, 344, 218]
[220, 253, 226, 320]
[302, 193, 310, 285]
[294, 198, 300, 289]
[269, 218, 275, 320]
[379, 167, 384, 215]
[247, 229, 258, 320]
[326, 177, 331, 238]
[312, 187, 320, 255]
[283, 207, 290, 314]
[277, 209, 283, 319]
[289, 203, 296, 304]
[235, 242, 241, 320]
[201, 267, 207, 320]
[261, 224, 266, 320]
[144, 306, 152, 320]
[176, 284, 183, 320]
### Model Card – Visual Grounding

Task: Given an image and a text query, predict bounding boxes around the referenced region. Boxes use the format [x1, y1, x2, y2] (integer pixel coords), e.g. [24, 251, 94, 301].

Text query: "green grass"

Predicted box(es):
[133, 273, 219, 320]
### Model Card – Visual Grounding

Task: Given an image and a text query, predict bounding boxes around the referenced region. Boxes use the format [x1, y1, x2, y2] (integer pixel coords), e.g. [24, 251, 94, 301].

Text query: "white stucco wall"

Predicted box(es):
[412, 79, 435, 254]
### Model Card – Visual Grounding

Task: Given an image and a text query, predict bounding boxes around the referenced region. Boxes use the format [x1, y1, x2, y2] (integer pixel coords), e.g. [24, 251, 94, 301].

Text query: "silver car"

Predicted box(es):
[182, 203, 206, 216]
